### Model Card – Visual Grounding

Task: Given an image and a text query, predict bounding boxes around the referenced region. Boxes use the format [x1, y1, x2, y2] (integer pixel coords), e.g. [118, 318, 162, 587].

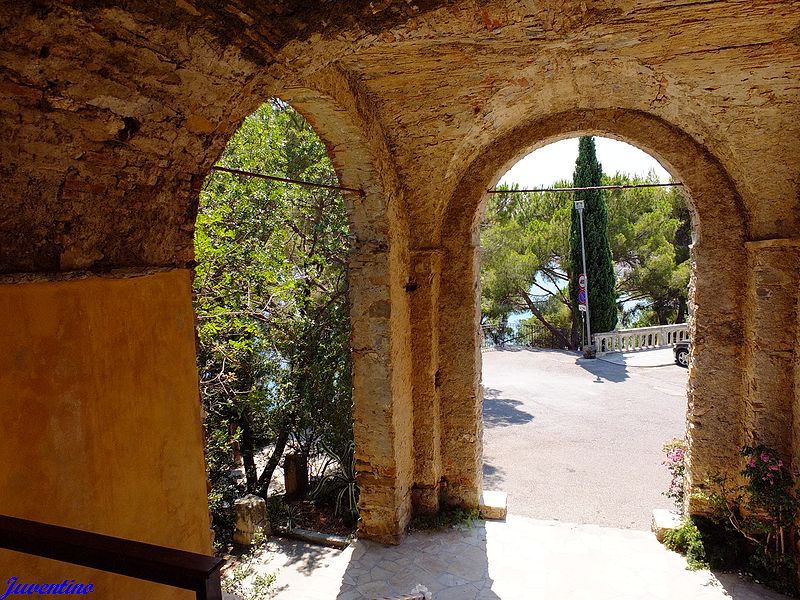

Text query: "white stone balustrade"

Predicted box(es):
[592, 323, 689, 356]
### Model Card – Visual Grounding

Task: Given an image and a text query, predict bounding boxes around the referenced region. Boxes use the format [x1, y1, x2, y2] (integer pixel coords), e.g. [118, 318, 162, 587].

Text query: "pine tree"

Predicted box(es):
[569, 136, 618, 342]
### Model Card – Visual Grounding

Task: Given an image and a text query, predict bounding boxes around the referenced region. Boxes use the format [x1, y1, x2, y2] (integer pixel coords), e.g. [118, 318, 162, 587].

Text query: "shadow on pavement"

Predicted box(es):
[483, 388, 535, 428]
[575, 357, 629, 383]
[482, 461, 506, 489]
[489, 346, 578, 358]
[337, 523, 501, 599]
[260, 537, 340, 581]
[714, 571, 794, 600]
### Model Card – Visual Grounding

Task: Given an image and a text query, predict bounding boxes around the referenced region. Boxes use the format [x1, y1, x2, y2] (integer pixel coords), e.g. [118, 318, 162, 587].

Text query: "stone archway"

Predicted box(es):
[0, 70, 410, 600]
[435, 108, 748, 516]
[1, 6, 799, 590]
[277, 77, 416, 543]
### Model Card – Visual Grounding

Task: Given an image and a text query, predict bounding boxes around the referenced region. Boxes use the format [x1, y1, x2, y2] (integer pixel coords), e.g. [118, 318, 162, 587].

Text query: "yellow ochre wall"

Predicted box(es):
[0, 270, 209, 599]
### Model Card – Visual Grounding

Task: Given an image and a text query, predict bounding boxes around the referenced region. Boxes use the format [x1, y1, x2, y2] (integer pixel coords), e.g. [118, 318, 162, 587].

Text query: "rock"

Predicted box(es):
[233, 494, 269, 546]
[276, 527, 351, 550]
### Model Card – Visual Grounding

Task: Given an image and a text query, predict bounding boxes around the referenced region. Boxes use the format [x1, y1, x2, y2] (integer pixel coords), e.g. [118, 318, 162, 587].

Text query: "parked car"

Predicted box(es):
[674, 341, 690, 368]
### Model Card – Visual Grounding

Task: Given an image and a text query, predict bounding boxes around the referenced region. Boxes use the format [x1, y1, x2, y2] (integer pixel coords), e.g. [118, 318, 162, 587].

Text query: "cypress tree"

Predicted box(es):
[569, 136, 618, 341]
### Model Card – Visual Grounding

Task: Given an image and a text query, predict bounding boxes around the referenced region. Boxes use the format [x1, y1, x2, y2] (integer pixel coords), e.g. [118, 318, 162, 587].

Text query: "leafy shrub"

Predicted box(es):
[664, 518, 708, 570]
[209, 468, 244, 550]
[693, 445, 800, 596]
[410, 508, 480, 532]
[310, 441, 359, 522]
[267, 495, 305, 530]
[222, 549, 277, 600]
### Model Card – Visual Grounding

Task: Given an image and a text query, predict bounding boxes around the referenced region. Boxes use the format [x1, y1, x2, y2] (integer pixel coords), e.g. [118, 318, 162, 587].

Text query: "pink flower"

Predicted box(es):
[747, 458, 757, 468]
[761, 452, 770, 463]
[777, 460, 783, 467]
[768, 464, 780, 471]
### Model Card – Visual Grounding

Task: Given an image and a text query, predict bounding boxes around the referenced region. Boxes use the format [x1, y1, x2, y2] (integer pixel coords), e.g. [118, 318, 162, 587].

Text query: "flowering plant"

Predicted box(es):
[662, 437, 688, 512]
[740, 445, 799, 548]
[680, 445, 800, 595]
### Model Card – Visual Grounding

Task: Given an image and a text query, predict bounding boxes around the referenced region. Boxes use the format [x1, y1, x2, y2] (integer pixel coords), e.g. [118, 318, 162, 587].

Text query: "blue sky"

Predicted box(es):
[499, 137, 671, 188]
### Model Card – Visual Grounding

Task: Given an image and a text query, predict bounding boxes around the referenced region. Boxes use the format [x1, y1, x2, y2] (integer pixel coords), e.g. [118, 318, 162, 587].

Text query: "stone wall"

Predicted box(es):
[744, 240, 800, 461]
[0, 2, 798, 570]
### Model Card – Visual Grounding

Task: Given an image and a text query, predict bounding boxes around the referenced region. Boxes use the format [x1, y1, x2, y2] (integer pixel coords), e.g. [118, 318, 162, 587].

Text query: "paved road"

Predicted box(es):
[482, 347, 688, 530]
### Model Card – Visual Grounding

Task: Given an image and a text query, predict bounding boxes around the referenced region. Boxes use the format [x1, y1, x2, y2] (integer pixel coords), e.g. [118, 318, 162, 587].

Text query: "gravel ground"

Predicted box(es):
[481, 347, 688, 530]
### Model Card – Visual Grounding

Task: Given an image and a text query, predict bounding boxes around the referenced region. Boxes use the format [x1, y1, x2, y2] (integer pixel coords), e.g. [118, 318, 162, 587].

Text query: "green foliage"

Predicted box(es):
[311, 441, 359, 522]
[195, 99, 354, 543]
[741, 445, 800, 531]
[664, 518, 708, 570]
[410, 508, 481, 531]
[607, 176, 690, 326]
[480, 147, 691, 348]
[208, 469, 242, 550]
[481, 181, 575, 348]
[750, 548, 799, 597]
[223, 554, 277, 600]
[665, 516, 750, 572]
[569, 136, 617, 335]
[267, 496, 305, 530]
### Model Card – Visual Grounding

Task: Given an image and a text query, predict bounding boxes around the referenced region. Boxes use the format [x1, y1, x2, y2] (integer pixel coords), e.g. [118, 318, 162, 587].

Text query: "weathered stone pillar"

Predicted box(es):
[796, 277, 800, 473]
[409, 249, 443, 514]
[685, 236, 748, 511]
[437, 232, 483, 509]
[742, 239, 800, 461]
[350, 236, 414, 543]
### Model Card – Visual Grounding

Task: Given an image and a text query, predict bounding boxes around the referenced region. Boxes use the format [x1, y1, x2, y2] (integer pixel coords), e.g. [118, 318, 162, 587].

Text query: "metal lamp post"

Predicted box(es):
[574, 200, 591, 348]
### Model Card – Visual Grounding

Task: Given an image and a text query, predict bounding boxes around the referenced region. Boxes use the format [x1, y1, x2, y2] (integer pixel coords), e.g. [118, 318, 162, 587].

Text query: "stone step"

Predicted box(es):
[275, 526, 351, 550]
[651, 509, 682, 543]
[479, 490, 508, 520]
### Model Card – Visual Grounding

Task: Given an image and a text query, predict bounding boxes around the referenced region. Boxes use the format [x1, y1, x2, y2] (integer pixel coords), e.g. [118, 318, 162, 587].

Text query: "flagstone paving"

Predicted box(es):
[235, 516, 790, 599]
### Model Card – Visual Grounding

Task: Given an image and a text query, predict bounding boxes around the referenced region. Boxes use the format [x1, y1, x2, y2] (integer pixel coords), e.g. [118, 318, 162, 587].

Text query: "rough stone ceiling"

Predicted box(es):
[294, 0, 800, 233]
[1, 1, 798, 272]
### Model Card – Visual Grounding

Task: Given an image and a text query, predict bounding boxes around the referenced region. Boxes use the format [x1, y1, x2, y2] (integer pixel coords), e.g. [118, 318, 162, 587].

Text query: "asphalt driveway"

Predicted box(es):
[482, 347, 688, 530]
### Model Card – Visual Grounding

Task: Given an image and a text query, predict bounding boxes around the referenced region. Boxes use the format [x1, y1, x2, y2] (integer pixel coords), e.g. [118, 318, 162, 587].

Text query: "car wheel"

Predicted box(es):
[676, 348, 689, 368]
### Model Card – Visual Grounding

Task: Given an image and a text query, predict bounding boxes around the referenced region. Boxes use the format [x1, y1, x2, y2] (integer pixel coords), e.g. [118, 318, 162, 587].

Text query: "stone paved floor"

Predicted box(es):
[235, 516, 790, 599]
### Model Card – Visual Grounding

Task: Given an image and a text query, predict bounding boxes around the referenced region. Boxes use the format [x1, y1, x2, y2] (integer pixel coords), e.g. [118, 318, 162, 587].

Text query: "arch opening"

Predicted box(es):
[194, 83, 415, 546]
[433, 109, 748, 528]
[195, 98, 359, 546]
[479, 134, 693, 528]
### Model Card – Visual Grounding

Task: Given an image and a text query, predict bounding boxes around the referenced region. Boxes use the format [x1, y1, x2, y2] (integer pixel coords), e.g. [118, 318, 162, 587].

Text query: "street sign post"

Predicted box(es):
[575, 200, 591, 349]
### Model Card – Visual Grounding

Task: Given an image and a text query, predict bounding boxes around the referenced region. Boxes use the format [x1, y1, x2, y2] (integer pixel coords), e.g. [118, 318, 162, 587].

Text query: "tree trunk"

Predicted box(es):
[519, 291, 574, 350]
[256, 427, 291, 499]
[675, 296, 687, 324]
[570, 311, 580, 351]
[239, 419, 258, 492]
